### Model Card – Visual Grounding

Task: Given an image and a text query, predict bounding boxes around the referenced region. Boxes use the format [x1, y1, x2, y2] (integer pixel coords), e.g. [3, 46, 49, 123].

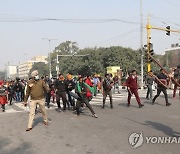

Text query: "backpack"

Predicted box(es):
[103, 78, 112, 91]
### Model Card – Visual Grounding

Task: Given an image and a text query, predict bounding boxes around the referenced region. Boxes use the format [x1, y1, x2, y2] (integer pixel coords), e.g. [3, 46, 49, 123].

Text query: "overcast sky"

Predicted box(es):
[0, 0, 180, 69]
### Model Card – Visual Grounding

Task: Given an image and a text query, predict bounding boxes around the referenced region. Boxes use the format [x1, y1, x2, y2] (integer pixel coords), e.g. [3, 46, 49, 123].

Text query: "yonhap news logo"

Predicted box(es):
[129, 132, 180, 149]
[129, 132, 144, 148]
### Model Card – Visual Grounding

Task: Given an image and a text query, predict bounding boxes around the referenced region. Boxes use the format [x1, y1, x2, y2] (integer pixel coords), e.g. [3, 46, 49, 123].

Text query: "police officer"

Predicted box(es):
[24, 70, 50, 131]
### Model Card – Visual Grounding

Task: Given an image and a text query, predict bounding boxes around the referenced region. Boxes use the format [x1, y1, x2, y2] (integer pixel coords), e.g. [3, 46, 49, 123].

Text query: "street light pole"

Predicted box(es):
[42, 38, 57, 78]
[140, 0, 144, 89]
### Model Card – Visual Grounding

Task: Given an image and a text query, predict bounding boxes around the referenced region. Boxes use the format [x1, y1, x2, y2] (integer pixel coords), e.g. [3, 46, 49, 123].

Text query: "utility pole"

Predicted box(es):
[140, 0, 144, 88]
[42, 38, 57, 78]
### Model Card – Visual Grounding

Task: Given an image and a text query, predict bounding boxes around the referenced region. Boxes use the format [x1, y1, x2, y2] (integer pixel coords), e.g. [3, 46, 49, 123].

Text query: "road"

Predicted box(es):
[0, 89, 180, 154]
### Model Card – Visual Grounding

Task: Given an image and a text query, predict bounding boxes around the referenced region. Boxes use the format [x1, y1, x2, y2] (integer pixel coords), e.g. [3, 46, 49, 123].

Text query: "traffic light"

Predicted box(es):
[143, 45, 148, 62]
[148, 43, 154, 62]
[166, 26, 170, 36]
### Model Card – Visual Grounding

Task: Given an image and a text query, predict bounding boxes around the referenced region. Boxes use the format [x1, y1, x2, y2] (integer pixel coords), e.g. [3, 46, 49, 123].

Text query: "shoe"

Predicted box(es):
[26, 128, 32, 131]
[92, 114, 98, 118]
[146, 98, 149, 100]
[152, 99, 155, 105]
[110, 105, 113, 109]
[47, 105, 50, 108]
[43, 122, 48, 125]
[139, 104, 144, 108]
[57, 108, 62, 112]
[2, 109, 5, 112]
[166, 103, 171, 106]
[127, 103, 130, 107]
[102, 104, 105, 109]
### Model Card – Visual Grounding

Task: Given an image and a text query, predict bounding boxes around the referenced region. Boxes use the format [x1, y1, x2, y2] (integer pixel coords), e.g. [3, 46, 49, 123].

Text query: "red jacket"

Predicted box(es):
[126, 75, 138, 90]
[85, 78, 93, 98]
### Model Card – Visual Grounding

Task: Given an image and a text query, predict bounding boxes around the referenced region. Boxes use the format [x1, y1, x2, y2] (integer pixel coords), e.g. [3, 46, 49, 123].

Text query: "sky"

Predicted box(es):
[0, 0, 180, 69]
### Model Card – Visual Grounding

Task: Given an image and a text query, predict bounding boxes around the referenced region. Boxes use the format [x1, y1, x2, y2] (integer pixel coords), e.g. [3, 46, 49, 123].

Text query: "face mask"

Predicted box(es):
[34, 75, 40, 81]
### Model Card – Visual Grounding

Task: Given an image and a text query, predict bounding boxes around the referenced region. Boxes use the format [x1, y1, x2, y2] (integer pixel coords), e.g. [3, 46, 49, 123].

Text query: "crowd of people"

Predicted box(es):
[0, 65, 179, 131]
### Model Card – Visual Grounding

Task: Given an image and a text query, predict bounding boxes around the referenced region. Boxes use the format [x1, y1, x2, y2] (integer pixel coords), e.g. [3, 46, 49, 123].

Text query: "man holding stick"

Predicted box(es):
[126, 70, 144, 108]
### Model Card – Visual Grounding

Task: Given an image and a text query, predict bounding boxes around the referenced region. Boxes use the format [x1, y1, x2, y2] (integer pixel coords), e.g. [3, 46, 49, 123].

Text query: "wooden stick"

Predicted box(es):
[148, 72, 168, 89]
[148, 53, 180, 87]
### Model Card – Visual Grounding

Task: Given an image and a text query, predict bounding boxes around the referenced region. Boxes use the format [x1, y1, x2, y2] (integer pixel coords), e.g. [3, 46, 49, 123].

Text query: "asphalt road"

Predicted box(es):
[0, 90, 180, 154]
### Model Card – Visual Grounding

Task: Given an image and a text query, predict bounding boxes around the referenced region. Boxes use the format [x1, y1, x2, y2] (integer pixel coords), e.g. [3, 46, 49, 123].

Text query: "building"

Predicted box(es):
[6, 65, 18, 79]
[163, 44, 180, 67]
[18, 56, 47, 79]
[106, 66, 122, 77]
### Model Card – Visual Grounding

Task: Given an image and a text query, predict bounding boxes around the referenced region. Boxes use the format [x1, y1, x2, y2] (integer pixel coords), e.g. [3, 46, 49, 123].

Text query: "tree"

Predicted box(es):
[29, 62, 49, 78]
[54, 41, 79, 55]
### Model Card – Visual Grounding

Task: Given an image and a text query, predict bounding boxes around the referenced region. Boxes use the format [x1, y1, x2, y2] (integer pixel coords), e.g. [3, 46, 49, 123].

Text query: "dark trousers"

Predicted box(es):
[153, 86, 169, 104]
[128, 89, 141, 104]
[1, 104, 5, 111]
[56, 92, 67, 110]
[21, 91, 25, 102]
[46, 92, 51, 106]
[76, 98, 95, 115]
[173, 84, 178, 98]
[8, 94, 13, 105]
[146, 84, 153, 99]
[103, 90, 113, 105]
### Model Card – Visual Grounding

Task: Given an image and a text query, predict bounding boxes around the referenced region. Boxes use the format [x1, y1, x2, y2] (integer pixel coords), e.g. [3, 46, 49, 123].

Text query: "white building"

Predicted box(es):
[6, 65, 18, 79]
[18, 56, 47, 79]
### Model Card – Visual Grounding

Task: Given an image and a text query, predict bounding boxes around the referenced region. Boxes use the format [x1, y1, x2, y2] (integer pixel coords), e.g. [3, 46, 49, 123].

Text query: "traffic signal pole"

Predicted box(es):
[145, 16, 180, 72]
[146, 16, 151, 72]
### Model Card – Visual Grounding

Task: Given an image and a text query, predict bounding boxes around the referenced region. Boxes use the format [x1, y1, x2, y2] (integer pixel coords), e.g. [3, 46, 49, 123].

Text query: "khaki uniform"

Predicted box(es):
[24, 79, 49, 128]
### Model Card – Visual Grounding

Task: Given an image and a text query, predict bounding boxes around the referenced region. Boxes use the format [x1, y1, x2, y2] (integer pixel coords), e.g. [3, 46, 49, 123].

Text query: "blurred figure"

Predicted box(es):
[145, 70, 154, 100]
[66, 74, 76, 110]
[93, 74, 100, 96]
[85, 75, 94, 101]
[0, 81, 8, 112]
[173, 65, 180, 98]
[102, 74, 114, 109]
[13, 77, 23, 102]
[7, 81, 15, 105]
[44, 75, 52, 108]
[113, 74, 120, 94]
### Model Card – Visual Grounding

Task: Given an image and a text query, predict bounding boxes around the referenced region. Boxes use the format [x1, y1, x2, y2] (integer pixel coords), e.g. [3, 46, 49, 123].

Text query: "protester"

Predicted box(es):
[44, 75, 52, 108]
[173, 65, 180, 98]
[145, 70, 154, 100]
[152, 69, 171, 106]
[126, 70, 144, 108]
[66, 74, 76, 110]
[93, 74, 100, 96]
[13, 77, 23, 102]
[54, 74, 68, 112]
[102, 73, 114, 109]
[0, 81, 8, 112]
[75, 76, 98, 118]
[113, 74, 120, 94]
[7, 81, 15, 105]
